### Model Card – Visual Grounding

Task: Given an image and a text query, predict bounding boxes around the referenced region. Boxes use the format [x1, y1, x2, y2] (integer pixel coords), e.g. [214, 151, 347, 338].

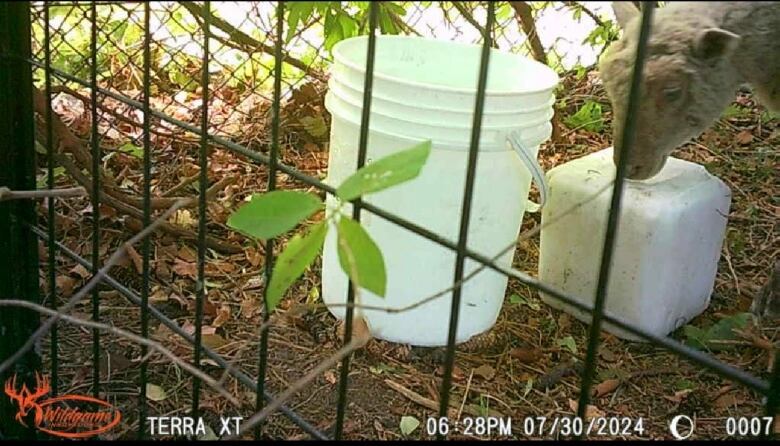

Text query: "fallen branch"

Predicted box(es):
[0, 186, 86, 202]
[54, 153, 241, 254]
[0, 199, 188, 377]
[0, 299, 239, 407]
[32, 87, 191, 211]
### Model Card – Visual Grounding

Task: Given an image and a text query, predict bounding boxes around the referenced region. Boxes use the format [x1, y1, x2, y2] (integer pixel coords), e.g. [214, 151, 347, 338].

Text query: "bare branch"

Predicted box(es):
[178, 2, 325, 81]
[510, 1, 547, 64]
[0, 186, 86, 202]
[0, 299, 240, 407]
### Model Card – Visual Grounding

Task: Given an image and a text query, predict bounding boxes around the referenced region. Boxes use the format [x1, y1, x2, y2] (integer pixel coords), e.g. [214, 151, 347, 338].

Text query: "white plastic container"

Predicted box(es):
[538, 148, 732, 341]
[321, 35, 559, 346]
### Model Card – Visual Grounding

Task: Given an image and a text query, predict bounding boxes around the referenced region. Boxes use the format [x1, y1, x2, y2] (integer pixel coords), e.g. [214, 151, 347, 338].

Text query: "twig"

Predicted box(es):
[0, 299, 239, 407]
[451, 2, 486, 35]
[0, 199, 188, 377]
[229, 334, 370, 439]
[0, 186, 86, 202]
[384, 379, 457, 419]
[162, 172, 201, 197]
[178, 2, 324, 81]
[563, 1, 607, 28]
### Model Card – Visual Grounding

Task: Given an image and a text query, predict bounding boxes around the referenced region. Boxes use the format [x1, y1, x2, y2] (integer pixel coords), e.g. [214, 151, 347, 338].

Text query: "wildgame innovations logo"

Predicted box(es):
[4, 372, 121, 439]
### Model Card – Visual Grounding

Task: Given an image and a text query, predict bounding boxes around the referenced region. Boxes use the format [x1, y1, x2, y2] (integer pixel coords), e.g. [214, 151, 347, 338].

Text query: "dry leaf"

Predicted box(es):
[125, 244, 143, 274]
[245, 248, 262, 267]
[241, 297, 260, 319]
[149, 288, 169, 303]
[213, 305, 231, 328]
[568, 399, 605, 419]
[98, 204, 117, 220]
[70, 264, 91, 279]
[172, 259, 197, 278]
[664, 389, 693, 404]
[177, 245, 197, 262]
[100, 351, 133, 374]
[558, 313, 572, 331]
[324, 370, 337, 385]
[56, 275, 77, 297]
[202, 333, 227, 349]
[593, 379, 621, 397]
[146, 383, 167, 402]
[599, 347, 617, 362]
[203, 299, 218, 318]
[172, 209, 196, 228]
[473, 364, 496, 381]
[509, 347, 543, 364]
[735, 130, 754, 145]
[436, 365, 464, 381]
[155, 261, 172, 281]
[714, 392, 744, 409]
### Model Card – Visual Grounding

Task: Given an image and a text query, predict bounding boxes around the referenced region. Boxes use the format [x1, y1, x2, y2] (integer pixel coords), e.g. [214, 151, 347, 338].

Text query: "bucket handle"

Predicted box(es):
[506, 130, 547, 213]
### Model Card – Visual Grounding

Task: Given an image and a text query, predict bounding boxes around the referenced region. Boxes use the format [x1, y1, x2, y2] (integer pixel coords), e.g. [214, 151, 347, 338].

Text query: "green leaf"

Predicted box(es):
[564, 100, 603, 132]
[337, 216, 386, 296]
[523, 378, 534, 397]
[266, 221, 329, 312]
[399, 416, 420, 435]
[683, 313, 752, 352]
[675, 379, 696, 391]
[118, 142, 144, 159]
[299, 115, 329, 138]
[721, 104, 747, 119]
[146, 383, 168, 402]
[508, 293, 541, 311]
[286, 2, 316, 43]
[228, 190, 323, 240]
[558, 336, 578, 354]
[36, 167, 66, 189]
[336, 140, 432, 201]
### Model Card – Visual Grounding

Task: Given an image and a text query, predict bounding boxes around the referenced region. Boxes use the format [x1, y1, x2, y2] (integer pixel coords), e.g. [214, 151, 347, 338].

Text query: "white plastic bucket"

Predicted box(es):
[321, 35, 559, 346]
[330, 35, 559, 113]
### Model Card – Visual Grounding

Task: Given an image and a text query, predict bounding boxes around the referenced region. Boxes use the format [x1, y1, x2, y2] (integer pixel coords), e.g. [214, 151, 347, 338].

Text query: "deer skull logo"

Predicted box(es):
[4, 373, 50, 428]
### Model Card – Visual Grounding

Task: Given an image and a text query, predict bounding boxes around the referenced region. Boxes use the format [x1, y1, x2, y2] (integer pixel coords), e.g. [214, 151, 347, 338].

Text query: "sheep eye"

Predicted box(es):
[663, 87, 683, 102]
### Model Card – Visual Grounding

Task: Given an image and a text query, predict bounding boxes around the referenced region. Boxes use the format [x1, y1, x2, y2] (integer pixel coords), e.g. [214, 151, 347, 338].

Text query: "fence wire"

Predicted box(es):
[0, 0, 777, 441]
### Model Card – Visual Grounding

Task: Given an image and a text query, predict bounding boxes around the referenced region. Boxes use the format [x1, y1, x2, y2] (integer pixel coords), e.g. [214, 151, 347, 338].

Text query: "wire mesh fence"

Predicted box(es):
[0, 0, 777, 440]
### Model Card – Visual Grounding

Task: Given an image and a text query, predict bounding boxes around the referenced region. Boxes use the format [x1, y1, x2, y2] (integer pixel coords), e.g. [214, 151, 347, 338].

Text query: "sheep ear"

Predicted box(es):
[612, 2, 640, 29]
[694, 28, 740, 61]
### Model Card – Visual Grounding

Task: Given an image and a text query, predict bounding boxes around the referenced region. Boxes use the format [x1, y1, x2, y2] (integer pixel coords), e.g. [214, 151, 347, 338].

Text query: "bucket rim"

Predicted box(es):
[325, 89, 555, 133]
[327, 76, 557, 116]
[326, 96, 550, 151]
[332, 35, 560, 97]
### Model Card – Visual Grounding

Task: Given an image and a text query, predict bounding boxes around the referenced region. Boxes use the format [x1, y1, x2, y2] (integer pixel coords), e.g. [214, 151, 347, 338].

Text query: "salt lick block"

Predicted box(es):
[538, 148, 732, 341]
